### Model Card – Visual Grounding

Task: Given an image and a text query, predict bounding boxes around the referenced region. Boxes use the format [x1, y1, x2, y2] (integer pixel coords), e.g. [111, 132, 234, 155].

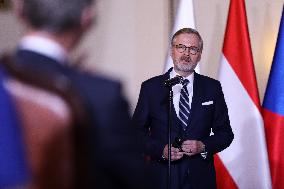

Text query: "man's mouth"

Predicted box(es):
[180, 56, 191, 63]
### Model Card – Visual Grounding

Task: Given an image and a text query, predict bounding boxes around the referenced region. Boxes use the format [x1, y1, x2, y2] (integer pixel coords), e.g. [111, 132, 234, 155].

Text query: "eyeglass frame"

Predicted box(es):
[173, 44, 201, 55]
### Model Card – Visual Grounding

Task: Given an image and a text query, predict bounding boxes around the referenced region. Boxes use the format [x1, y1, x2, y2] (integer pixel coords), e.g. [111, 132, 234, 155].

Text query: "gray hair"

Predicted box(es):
[22, 0, 94, 33]
[171, 28, 203, 52]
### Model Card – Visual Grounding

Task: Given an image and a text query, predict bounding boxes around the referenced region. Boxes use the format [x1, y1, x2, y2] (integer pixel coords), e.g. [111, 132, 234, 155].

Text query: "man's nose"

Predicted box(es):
[183, 50, 190, 55]
[183, 47, 191, 55]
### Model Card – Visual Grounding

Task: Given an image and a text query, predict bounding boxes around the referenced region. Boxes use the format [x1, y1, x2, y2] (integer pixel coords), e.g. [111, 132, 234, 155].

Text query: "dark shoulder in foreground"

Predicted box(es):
[75, 70, 123, 94]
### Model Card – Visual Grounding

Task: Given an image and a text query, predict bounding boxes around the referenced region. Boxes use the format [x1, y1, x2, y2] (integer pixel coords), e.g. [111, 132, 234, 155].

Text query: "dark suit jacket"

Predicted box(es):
[132, 68, 234, 189]
[13, 49, 149, 189]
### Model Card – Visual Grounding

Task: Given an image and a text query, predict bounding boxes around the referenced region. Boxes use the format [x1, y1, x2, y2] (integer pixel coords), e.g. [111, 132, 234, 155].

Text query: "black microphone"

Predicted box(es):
[164, 75, 183, 87]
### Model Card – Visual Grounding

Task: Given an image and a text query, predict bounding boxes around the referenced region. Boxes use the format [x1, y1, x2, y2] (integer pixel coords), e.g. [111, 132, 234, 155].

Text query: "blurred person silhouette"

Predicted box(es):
[0, 0, 150, 188]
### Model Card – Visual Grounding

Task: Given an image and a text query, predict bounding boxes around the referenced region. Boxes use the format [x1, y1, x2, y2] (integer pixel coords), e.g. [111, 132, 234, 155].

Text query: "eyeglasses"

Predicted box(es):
[174, 44, 200, 55]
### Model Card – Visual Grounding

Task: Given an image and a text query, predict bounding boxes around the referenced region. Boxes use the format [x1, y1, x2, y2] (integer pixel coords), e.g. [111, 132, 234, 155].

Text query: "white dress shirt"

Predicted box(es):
[170, 69, 194, 119]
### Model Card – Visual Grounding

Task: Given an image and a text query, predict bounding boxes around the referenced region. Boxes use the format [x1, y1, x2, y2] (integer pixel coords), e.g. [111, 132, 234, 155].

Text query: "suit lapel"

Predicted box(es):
[163, 68, 188, 134]
[160, 68, 182, 132]
[187, 72, 202, 129]
[159, 68, 171, 104]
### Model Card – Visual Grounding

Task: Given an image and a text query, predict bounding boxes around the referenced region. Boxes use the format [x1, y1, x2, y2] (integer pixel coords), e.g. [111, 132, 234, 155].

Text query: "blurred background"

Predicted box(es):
[0, 0, 283, 112]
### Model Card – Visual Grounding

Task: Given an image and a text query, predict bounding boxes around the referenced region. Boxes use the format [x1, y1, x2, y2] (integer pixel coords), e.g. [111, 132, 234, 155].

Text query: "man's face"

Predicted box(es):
[170, 33, 202, 74]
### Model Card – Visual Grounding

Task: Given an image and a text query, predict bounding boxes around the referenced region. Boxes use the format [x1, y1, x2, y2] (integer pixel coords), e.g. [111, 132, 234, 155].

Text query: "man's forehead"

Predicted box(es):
[174, 33, 199, 44]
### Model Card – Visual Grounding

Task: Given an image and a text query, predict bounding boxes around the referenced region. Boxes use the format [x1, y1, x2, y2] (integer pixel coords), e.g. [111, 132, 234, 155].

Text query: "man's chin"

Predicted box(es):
[176, 65, 196, 72]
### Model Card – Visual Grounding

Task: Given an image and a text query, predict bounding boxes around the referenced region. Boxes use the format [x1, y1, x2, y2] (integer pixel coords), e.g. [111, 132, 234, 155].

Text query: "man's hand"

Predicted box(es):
[162, 144, 183, 161]
[181, 140, 205, 156]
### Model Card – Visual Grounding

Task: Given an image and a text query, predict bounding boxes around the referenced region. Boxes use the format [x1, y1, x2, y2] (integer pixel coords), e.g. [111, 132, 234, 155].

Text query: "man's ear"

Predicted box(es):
[197, 53, 202, 62]
[81, 6, 96, 31]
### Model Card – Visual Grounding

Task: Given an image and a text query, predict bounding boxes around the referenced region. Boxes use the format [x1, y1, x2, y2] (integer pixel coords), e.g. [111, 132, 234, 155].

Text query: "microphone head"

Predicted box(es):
[178, 76, 184, 83]
[164, 75, 183, 87]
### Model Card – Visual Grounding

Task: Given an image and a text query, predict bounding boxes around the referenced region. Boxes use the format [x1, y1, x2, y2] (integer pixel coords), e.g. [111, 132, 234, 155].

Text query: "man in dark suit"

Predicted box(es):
[132, 28, 234, 189]
[9, 0, 148, 188]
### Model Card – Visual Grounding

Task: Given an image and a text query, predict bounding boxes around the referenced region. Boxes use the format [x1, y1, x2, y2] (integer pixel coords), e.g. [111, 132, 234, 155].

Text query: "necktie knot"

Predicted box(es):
[182, 79, 189, 86]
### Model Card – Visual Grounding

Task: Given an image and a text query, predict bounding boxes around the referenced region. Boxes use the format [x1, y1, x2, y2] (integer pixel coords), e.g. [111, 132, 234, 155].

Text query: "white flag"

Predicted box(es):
[164, 0, 200, 73]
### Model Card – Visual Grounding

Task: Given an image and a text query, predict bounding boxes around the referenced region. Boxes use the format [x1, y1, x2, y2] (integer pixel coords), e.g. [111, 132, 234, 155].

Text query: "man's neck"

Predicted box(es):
[20, 32, 69, 63]
[173, 68, 194, 78]
[25, 30, 77, 53]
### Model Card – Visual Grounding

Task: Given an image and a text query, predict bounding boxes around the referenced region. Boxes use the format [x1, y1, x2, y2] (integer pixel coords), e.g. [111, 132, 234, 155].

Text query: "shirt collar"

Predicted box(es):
[170, 68, 194, 85]
[19, 35, 68, 64]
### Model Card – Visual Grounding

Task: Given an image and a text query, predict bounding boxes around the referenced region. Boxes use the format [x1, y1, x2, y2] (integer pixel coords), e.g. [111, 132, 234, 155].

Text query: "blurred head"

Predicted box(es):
[18, 0, 95, 34]
[170, 28, 203, 76]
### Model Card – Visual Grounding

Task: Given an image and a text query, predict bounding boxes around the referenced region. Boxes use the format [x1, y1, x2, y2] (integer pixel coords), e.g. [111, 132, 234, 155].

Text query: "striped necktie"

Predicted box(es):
[179, 79, 190, 130]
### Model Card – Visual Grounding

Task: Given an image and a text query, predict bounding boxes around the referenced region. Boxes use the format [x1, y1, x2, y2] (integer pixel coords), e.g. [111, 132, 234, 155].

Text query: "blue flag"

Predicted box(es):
[262, 5, 284, 189]
[0, 66, 30, 187]
[263, 5, 284, 115]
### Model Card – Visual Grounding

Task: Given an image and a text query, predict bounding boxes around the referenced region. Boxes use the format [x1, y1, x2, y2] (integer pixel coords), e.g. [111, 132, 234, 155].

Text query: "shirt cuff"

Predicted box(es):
[200, 143, 207, 159]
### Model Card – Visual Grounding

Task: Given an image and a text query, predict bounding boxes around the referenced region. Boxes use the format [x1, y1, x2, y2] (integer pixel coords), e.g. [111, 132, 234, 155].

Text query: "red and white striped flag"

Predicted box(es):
[164, 0, 199, 73]
[216, 0, 272, 188]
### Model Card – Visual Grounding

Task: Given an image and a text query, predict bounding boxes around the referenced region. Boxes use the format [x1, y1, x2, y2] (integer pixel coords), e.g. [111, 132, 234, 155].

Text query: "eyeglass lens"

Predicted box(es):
[175, 44, 199, 55]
